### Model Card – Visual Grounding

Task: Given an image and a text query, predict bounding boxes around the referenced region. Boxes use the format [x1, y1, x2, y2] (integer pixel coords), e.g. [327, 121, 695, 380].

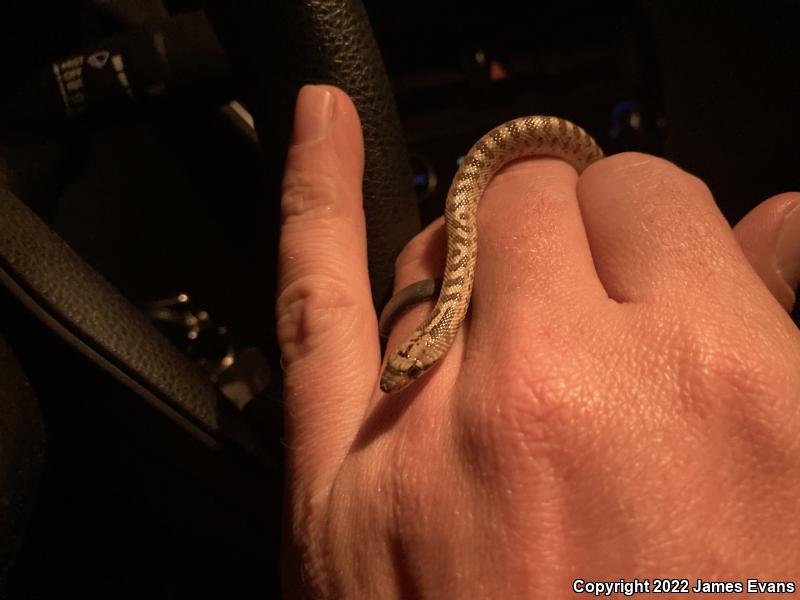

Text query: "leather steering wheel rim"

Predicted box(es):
[0, 0, 419, 443]
[0, 0, 419, 589]
[205, 0, 422, 309]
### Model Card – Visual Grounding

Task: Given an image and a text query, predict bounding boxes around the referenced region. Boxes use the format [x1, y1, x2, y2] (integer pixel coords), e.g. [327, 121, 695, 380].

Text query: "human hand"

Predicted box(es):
[277, 84, 800, 598]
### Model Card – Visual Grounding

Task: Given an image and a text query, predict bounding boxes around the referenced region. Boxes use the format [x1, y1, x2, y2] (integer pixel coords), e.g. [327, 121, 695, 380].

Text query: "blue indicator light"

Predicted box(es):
[412, 173, 428, 187]
[610, 99, 639, 139]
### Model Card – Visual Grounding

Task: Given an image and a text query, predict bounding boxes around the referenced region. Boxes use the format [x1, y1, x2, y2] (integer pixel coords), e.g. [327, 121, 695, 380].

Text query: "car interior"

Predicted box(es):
[1, 0, 798, 596]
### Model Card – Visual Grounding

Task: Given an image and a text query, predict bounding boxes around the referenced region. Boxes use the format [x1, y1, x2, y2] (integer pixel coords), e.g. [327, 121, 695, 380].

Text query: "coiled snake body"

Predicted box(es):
[380, 116, 604, 393]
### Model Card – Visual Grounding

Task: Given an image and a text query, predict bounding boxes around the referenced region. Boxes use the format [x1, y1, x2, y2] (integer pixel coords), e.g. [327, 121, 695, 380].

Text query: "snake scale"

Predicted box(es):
[380, 115, 604, 393]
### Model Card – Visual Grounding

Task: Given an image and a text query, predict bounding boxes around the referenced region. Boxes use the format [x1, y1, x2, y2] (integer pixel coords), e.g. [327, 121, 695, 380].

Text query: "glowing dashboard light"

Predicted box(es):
[610, 99, 641, 139]
[410, 154, 437, 200]
[489, 59, 507, 81]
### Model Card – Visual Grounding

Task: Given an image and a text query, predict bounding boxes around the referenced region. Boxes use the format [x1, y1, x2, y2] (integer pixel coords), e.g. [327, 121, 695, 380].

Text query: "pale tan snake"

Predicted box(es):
[379, 115, 604, 393]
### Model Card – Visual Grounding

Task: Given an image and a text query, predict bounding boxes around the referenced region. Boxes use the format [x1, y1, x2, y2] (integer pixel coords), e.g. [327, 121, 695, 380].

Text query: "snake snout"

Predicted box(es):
[380, 352, 424, 393]
[379, 368, 413, 393]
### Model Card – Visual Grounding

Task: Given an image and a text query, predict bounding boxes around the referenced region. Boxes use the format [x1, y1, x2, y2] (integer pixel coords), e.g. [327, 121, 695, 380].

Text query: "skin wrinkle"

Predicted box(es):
[279, 240, 370, 298]
[682, 305, 779, 394]
[484, 348, 588, 454]
[280, 236, 363, 273]
[277, 272, 369, 355]
[281, 169, 353, 222]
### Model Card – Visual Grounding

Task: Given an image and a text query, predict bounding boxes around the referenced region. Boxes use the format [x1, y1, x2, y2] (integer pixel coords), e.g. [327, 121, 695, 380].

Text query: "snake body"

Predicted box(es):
[380, 115, 604, 393]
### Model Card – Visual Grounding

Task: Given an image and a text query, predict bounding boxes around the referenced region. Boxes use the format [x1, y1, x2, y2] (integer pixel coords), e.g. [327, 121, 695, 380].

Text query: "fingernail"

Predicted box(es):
[776, 202, 800, 293]
[291, 85, 335, 145]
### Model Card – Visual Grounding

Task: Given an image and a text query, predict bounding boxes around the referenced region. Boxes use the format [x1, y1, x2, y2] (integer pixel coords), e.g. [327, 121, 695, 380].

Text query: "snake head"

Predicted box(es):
[380, 351, 426, 393]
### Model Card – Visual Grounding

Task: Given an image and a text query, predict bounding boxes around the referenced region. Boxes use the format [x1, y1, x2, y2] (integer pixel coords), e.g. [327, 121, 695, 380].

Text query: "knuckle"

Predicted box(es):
[276, 273, 365, 355]
[675, 316, 794, 423]
[450, 364, 591, 490]
[281, 167, 343, 224]
[684, 334, 800, 464]
[685, 171, 714, 200]
[489, 363, 584, 447]
[457, 345, 590, 464]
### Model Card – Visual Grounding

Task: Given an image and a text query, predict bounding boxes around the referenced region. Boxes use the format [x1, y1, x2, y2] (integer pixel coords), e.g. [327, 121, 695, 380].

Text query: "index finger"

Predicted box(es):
[276, 85, 379, 488]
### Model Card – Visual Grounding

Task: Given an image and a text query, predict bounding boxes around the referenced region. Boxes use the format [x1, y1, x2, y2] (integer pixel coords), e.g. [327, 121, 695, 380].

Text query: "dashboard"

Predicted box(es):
[366, 0, 665, 225]
[363, 0, 799, 231]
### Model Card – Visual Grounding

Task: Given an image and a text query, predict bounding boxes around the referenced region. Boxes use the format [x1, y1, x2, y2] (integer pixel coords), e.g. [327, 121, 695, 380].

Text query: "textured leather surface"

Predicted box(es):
[0, 1, 416, 581]
[0, 186, 269, 459]
[206, 0, 422, 309]
[0, 335, 45, 589]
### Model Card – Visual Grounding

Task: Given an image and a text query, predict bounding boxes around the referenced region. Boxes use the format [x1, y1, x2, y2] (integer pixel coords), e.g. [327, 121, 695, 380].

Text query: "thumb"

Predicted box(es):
[734, 191, 800, 312]
[277, 85, 379, 490]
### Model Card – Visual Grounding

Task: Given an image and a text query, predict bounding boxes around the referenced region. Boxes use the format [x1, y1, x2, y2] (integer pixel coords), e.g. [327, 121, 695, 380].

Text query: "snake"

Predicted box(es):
[379, 115, 604, 394]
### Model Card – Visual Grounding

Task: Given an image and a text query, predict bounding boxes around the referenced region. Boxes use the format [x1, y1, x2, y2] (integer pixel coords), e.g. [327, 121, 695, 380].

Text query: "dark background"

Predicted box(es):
[1, 0, 798, 597]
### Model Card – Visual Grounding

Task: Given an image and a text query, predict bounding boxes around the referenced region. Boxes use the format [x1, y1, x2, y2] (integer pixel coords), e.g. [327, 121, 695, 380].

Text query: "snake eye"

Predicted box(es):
[406, 364, 422, 378]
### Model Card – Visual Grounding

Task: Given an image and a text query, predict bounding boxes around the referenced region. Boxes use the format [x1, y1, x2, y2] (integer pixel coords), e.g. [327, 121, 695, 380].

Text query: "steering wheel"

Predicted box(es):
[0, 0, 419, 593]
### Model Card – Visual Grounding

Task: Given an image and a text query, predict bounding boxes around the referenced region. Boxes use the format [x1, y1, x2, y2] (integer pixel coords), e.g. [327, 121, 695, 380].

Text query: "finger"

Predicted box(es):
[381, 217, 446, 340]
[473, 158, 608, 324]
[393, 159, 609, 308]
[577, 152, 765, 304]
[385, 159, 609, 350]
[277, 85, 378, 488]
[734, 192, 800, 312]
[392, 216, 447, 292]
[382, 158, 609, 391]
